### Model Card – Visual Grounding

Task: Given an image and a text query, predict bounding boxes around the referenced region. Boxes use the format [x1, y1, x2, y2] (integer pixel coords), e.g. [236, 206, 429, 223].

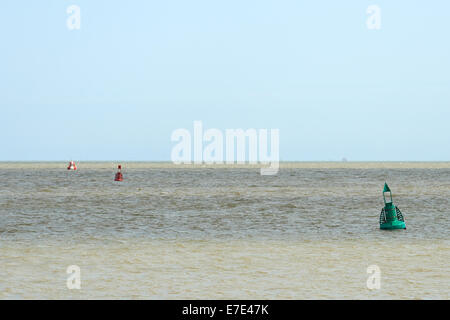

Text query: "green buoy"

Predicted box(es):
[379, 183, 406, 230]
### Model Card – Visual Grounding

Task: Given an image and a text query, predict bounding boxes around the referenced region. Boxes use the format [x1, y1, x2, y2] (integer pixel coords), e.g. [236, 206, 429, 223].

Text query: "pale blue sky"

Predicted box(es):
[1, 1, 449, 161]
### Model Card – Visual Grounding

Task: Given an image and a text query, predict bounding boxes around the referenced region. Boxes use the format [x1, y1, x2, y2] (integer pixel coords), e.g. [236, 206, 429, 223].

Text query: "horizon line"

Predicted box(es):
[1, 160, 449, 163]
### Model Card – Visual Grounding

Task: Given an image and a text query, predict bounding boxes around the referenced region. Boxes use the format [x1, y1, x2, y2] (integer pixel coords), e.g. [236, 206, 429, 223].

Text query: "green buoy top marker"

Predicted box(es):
[380, 183, 406, 230]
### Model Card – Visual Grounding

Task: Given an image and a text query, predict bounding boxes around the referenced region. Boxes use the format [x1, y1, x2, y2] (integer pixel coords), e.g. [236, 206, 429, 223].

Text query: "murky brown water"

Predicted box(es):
[0, 162, 449, 299]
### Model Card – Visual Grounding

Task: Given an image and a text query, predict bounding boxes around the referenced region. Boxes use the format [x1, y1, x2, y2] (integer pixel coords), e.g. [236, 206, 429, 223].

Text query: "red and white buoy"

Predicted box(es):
[67, 161, 77, 170]
[115, 165, 123, 181]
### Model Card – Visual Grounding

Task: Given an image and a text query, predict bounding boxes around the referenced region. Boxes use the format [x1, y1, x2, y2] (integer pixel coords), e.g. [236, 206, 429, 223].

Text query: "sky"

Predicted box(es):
[0, 0, 449, 161]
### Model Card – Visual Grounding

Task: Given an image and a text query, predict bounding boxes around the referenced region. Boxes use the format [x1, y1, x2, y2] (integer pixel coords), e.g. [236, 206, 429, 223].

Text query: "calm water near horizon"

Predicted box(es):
[0, 162, 449, 299]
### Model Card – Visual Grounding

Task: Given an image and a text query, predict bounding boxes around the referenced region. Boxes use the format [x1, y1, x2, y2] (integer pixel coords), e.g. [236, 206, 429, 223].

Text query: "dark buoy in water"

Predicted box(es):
[67, 161, 77, 170]
[115, 165, 123, 181]
[379, 183, 406, 230]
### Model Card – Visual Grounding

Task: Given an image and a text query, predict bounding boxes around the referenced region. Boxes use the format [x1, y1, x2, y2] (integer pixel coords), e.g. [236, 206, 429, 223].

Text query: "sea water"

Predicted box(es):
[0, 162, 449, 299]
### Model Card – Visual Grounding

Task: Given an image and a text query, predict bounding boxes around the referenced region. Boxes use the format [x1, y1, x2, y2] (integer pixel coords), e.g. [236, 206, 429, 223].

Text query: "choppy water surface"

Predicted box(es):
[0, 162, 449, 299]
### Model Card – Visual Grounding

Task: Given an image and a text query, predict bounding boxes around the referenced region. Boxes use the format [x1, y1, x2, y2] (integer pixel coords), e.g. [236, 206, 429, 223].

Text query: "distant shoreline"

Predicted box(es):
[1, 161, 450, 169]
